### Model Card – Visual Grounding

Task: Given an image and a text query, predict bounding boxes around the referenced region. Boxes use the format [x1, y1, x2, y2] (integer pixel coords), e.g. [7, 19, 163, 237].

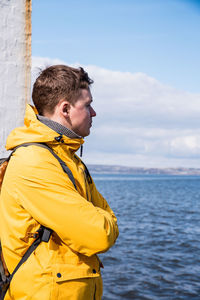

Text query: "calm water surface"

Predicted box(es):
[92, 174, 200, 300]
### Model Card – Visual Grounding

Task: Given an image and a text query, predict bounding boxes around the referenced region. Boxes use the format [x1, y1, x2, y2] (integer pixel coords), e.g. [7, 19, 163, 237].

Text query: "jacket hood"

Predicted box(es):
[6, 104, 84, 152]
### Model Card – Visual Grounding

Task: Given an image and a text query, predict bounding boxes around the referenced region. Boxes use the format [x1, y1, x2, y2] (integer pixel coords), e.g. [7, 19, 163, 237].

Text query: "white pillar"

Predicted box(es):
[0, 0, 32, 156]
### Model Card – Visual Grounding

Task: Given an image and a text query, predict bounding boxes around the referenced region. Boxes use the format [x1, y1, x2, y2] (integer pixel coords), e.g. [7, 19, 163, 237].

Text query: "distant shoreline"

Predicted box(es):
[88, 164, 200, 176]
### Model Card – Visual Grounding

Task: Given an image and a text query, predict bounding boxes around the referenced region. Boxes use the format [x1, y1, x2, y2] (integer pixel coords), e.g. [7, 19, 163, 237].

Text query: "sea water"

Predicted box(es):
[92, 174, 200, 300]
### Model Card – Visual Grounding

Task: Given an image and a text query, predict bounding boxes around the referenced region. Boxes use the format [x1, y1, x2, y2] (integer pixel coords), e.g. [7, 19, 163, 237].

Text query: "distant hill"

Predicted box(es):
[87, 164, 200, 175]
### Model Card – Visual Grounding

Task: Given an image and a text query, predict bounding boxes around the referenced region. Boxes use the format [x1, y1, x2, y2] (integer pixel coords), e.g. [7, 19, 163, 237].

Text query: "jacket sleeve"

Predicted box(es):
[9, 146, 118, 257]
[89, 179, 119, 243]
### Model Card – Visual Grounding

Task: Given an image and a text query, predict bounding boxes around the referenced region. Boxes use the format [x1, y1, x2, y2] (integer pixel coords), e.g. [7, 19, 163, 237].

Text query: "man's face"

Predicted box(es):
[68, 89, 96, 137]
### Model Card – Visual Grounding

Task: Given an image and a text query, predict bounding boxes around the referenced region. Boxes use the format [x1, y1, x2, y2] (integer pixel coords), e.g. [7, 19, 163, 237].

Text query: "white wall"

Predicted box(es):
[0, 0, 31, 156]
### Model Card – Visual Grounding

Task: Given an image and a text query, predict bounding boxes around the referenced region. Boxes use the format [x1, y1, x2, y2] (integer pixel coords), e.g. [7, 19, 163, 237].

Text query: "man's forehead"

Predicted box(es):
[73, 89, 93, 106]
[80, 89, 93, 101]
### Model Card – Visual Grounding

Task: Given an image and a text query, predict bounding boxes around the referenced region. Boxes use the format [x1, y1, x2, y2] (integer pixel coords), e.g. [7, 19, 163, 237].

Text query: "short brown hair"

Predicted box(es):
[32, 65, 93, 115]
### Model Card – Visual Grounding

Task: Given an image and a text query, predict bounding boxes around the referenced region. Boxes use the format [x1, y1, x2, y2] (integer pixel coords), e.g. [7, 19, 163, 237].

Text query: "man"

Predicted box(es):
[0, 65, 119, 299]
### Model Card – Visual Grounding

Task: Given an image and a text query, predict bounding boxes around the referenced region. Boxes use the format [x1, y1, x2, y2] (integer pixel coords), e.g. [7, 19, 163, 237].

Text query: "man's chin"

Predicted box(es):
[83, 132, 90, 138]
[82, 129, 90, 138]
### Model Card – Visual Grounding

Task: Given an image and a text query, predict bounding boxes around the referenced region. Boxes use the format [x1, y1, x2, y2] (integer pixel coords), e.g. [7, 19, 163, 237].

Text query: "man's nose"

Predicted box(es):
[90, 107, 96, 117]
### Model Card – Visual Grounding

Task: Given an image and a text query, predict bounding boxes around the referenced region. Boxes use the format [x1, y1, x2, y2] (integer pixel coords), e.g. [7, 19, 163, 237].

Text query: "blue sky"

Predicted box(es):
[32, 0, 200, 168]
[33, 0, 200, 93]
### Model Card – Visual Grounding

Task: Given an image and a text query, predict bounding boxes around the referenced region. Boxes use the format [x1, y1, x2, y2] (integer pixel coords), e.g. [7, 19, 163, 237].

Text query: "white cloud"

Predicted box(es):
[32, 56, 200, 168]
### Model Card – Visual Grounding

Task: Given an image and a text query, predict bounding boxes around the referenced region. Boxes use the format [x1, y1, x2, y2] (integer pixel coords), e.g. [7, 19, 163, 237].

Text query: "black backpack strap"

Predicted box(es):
[0, 152, 13, 165]
[0, 226, 52, 298]
[80, 160, 93, 184]
[13, 142, 77, 190]
[11, 225, 52, 279]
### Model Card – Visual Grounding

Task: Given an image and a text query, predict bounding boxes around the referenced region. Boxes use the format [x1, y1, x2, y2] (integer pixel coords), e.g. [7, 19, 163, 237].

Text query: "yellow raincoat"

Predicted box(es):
[0, 105, 119, 300]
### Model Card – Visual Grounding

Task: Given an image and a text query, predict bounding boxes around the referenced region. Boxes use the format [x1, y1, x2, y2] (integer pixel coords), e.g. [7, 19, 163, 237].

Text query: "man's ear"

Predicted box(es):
[60, 100, 71, 118]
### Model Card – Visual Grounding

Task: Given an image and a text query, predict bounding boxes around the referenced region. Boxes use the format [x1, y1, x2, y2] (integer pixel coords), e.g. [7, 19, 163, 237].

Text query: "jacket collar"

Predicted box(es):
[37, 115, 81, 139]
[6, 105, 84, 154]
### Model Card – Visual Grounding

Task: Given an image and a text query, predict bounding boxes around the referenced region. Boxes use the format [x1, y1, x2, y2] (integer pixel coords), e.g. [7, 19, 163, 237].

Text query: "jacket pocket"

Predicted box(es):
[53, 263, 100, 282]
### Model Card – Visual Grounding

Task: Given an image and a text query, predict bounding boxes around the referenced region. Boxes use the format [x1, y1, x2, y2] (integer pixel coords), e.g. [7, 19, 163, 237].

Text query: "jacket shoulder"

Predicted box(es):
[10, 144, 61, 168]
